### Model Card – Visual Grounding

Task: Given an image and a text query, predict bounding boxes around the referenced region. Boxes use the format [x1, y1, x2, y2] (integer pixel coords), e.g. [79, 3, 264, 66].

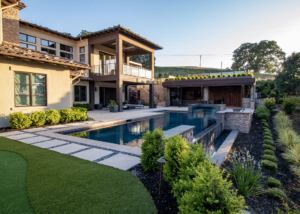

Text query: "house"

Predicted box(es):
[0, 0, 162, 128]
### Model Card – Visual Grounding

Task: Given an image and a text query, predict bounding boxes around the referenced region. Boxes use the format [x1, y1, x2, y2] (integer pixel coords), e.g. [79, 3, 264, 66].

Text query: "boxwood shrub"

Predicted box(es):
[282, 96, 299, 114]
[59, 109, 74, 123]
[228, 74, 232, 77]
[9, 112, 31, 129]
[195, 76, 200, 79]
[264, 149, 275, 156]
[264, 139, 274, 146]
[256, 105, 271, 120]
[263, 154, 277, 163]
[263, 98, 277, 111]
[233, 73, 237, 77]
[29, 111, 46, 126]
[191, 76, 195, 79]
[217, 74, 221, 78]
[45, 109, 61, 125]
[263, 144, 275, 150]
[71, 107, 88, 121]
[265, 136, 273, 141]
[267, 188, 288, 201]
[223, 74, 226, 77]
[268, 177, 282, 188]
[203, 75, 207, 78]
[208, 75, 212, 78]
[262, 160, 278, 171]
[188, 76, 192, 80]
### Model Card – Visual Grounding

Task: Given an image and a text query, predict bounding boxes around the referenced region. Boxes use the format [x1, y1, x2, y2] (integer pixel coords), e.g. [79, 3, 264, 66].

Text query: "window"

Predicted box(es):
[20, 42, 36, 50]
[41, 39, 56, 48]
[19, 33, 36, 44]
[74, 86, 87, 102]
[15, 72, 46, 106]
[79, 46, 85, 53]
[60, 44, 73, 53]
[60, 52, 73, 59]
[80, 54, 85, 63]
[41, 47, 56, 55]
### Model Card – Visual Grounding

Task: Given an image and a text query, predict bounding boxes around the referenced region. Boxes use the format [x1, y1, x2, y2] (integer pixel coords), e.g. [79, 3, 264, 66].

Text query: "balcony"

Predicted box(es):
[91, 63, 116, 76]
[123, 64, 152, 79]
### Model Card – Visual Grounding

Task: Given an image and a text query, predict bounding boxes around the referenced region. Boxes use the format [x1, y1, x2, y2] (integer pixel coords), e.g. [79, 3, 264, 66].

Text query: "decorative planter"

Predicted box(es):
[110, 106, 118, 112]
[95, 104, 102, 110]
[154, 104, 157, 108]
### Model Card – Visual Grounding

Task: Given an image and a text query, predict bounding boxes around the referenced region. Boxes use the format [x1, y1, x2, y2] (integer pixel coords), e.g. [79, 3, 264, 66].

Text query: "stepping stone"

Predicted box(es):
[7, 133, 37, 140]
[50, 143, 88, 154]
[22, 128, 49, 133]
[20, 136, 52, 144]
[34, 139, 67, 148]
[72, 148, 113, 161]
[0, 131, 24, 137]
[98, 154, 140, 171]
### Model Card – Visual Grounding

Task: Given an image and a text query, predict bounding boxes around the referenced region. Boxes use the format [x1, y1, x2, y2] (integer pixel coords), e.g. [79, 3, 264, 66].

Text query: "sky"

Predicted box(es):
[19, 0, 300, 68]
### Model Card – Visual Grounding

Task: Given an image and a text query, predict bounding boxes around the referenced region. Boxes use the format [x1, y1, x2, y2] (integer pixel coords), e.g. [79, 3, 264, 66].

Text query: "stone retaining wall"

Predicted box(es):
[223, 112, 253, 133]
[255, 98, 265, 107]
[194, 122, 223, 150]
[242, 98, 250, 108]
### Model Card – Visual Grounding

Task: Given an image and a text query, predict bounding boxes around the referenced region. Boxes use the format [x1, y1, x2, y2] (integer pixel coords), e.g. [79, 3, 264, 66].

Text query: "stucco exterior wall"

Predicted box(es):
[0, 56, 71, 128]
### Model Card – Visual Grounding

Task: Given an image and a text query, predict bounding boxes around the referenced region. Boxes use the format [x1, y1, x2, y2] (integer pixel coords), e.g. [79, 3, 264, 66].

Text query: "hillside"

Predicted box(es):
[154, 66, 228, 77]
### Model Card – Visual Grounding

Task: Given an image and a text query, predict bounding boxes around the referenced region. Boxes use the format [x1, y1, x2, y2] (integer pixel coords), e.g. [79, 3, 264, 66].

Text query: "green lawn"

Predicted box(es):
[0, 137, 157, 214]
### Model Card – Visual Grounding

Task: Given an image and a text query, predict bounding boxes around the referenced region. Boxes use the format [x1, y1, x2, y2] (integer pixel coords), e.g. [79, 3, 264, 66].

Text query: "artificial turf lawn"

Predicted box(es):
[0, 137, 157, 214]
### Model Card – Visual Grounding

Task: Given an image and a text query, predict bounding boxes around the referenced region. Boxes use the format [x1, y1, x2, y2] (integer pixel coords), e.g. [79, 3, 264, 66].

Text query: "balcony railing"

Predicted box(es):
[123, 64, 152, 79]
[91, 63, 116, 76]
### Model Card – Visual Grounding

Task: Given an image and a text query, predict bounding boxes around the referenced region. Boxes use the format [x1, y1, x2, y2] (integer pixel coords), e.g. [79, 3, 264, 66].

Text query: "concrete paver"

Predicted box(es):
[0, 131, 24, 137]
[72, 148, 113, 161]
[7, 133, 37, 140]
[98, 153, 140, 170]
[33, 139, 68, 148]
[22, 128, 49, 133]
[50, 143, 88, 154]
[19, 136, 52, 144]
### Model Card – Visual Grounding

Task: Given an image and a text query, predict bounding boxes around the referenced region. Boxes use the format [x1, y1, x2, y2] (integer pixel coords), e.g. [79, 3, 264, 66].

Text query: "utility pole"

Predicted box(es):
[199, 55, 201, 67]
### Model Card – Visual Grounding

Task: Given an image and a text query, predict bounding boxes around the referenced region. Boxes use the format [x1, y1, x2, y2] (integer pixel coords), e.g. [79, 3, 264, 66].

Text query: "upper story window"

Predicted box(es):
[20, 43, 36, 50]
[80, 54, 85, 63]
[79, 47, 85, 53]
[60, 52, 73, 59]
[60, 44, 73, 53]
[41, 39, 56, 48]
[19, 33, 36, 44]
[41, 47, 56, 55]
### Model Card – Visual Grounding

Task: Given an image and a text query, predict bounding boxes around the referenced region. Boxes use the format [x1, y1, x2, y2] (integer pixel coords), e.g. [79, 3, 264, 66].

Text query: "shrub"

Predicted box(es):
[268, 177, 282, 188]
[29, 111, 46, 126]
[163, 134, 190, 185]
[264, 132, 272, 137]
[277, 97, 285, 104]
[264, 139, 274, 146]
[263, 144, 275, 150]
[282, 144, 300, 179]
[264, 150, 275, 156]
[191, 76, 195, 79]
[261, 119, 267, 123]
[270, 91, 277, 98]
[237, 73, 241, 77]
[262, 160, 277, 171]
[45, 110, 60, 125]
[59, 109, 74, 123]
[217, 74, 221, 78]
[188, 76, 192, 80]
[263, 97, 276, 111]
[283, 96, 299, 114]
[73, 103, 91, 110]
[228, 74, 232, 77]
[71, 107, 88, 121]
[174, 163, 246, 213]
[274, 111, 292, 132]
[223, 74, 226, 77]
[181, 77, 187, 80]
[248, 73, 254, 77]
[9, 112, 31, 129]
[212, 75, 217, 78]
[233, 73, 237, 77]
[195, 76, 200, 79]
[276, 200, 300, 214]
[267, 188, 288, 202]
[263, 154, 277, 163]
[199, 76, 203, 79]
[140, 128, 165, 171]
[208, 75, 212, 78]
[256, 105, 270, 120]
[241, 72, 247, 76]
[227, 150, 264, 197]
[165, 78, 169, 81]
[203, 75, 207, 78]
[277, 129, 300, 148]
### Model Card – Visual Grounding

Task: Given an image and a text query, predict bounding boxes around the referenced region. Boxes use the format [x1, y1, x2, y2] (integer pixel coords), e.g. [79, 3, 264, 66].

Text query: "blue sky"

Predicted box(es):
[20, 0, 300, 68]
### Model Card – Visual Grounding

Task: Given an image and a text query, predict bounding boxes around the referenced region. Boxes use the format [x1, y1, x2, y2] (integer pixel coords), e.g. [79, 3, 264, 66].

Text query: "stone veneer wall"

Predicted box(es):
[137, 84, 168, 106]
[242, 98, 250, 108]
[255, 98, 265, 107]
[181, 129, 194, 144]
[2, 7, 19, 45]
[224, 112, 253, 133]
[194, 122, 223, 149]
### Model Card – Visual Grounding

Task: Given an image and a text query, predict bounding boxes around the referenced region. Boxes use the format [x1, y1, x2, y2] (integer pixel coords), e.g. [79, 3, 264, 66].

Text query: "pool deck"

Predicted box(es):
[0, 107, 189, 171]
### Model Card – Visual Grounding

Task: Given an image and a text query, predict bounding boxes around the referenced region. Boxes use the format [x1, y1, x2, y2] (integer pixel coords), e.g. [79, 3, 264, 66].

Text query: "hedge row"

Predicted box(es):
[165, 72, 253, 81]
[9, 107, 88, 129]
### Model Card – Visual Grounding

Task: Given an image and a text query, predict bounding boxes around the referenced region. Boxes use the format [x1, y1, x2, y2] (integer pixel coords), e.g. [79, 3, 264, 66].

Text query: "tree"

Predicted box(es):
[275, 52, 300, 94]
[130, 55, 156, 69]
[77, 30, 91, 37]
[62, 32, 72, 36]
[231, 40, 285, 73]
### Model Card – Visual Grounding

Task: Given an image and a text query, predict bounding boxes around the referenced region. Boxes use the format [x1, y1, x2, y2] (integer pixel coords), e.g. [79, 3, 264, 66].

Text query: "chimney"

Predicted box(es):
[2, 6, 19, 45]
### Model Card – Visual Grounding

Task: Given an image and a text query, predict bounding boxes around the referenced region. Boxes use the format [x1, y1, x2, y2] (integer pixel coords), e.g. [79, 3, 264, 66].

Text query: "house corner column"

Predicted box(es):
[149, 52, 154, 79]
[116, 79, 123, 112]
[89, 81, 95, 110]
[116, 38, 123, 75]
[149, 84, 154, 108]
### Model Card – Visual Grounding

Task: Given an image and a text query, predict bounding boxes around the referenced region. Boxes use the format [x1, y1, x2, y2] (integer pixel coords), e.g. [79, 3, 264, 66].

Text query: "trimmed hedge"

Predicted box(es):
[267, 188, 288, 201]
[45, 110, 60, 125]
[268, 177, 282, 188]
[262, 160, 278, 171]
[265, 136, 273, 141]
[263, 154, 277, 163]
[73, 103, 92, 110]
[263, 144, 275, 151]
[264, 149, 275, 156]
[9, 112, 31, 129]
[29, 111, 46, 126]
[256, 105, 271, 120]
[264, 139, 274, 146]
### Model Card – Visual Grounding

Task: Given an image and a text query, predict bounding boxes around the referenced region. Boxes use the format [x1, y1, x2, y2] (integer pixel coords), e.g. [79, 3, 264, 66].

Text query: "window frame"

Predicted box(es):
[20, 42, 36, 50]
[41, 39, 56, 49]
[79, 46, 85, 53]
[14, 71, 47, 107]
[74, 85, 87, 102]
[19, 33, 36, 44]
[60, 51, 73, 59]
[79, 54, 85, 63]
[60, 44, 73, 53]
[41, 47, 56, 55]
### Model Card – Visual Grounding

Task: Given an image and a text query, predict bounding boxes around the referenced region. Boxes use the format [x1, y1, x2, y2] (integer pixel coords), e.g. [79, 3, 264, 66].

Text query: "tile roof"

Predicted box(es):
[0, 42, 90, 70]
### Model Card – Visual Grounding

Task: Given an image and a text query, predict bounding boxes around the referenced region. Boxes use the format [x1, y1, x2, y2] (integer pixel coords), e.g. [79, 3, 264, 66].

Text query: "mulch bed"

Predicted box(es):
[221, 110, 300, 214]
[129, 164, 178, 214]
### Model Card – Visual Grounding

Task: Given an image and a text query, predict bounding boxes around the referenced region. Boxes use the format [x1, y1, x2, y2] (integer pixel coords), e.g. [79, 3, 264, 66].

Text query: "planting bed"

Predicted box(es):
[222, 111, 300, 214]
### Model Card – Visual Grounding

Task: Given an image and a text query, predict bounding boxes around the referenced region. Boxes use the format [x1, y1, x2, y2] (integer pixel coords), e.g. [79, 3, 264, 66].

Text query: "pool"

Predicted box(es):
[67, 109, 216, 148]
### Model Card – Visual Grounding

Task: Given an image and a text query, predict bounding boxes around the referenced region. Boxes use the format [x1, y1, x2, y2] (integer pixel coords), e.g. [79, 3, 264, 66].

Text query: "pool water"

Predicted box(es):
[68, 109, 216, 148]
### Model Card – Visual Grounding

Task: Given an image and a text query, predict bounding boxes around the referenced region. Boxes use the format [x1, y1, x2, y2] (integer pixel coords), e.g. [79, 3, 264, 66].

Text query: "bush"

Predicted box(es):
[237, 73, 241, 77]
[267, 188, 288, 202]
[268, 177, 282, 188]
[59, 109, 74, 123]
[256, 105, 271, 120]
[208, 75, 212, 78]
[29, 111, 46, 126]
[264, 149, 275, 156]
[283, 97, 299, 114]
[73, 103, 91, 110]
[241, 72, 247, 76]
[263, 154, 277, 163]
[71, 107, 87, 121]
[174, 163, 246, 213]
[277, 129, 300, 148]
[264, 132, 272, 137]
[263, 144, 275, 150]
[212, 75, 217, 78]
[261, 119, 267, 123]
[262, 160, 277, 171]
[203, 75, 207, 78]
[248, 73, 254, 77]
[277, 97, 285, 104]
[188, 76, 192, 80]
[163, 135, 190, 185]
[140, 129, 165, 171]
[263, 98, 276, 111]
[228, 74, 232, 77]
[270, 91, 277, 98]
[274, 111, 292, 132]
[45, 110, 60, 125]
[191, 76, 195, 79]
[233, 73, 237, 77]
[282, 144, 300, 179]
[217, 74, 221, 78]
[9, 112, 31, 129]
[223, 74, 226, 77]
[264, 139, 274, 146]
[195, 76, 200, 79]
[181, 77, 187, 80]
